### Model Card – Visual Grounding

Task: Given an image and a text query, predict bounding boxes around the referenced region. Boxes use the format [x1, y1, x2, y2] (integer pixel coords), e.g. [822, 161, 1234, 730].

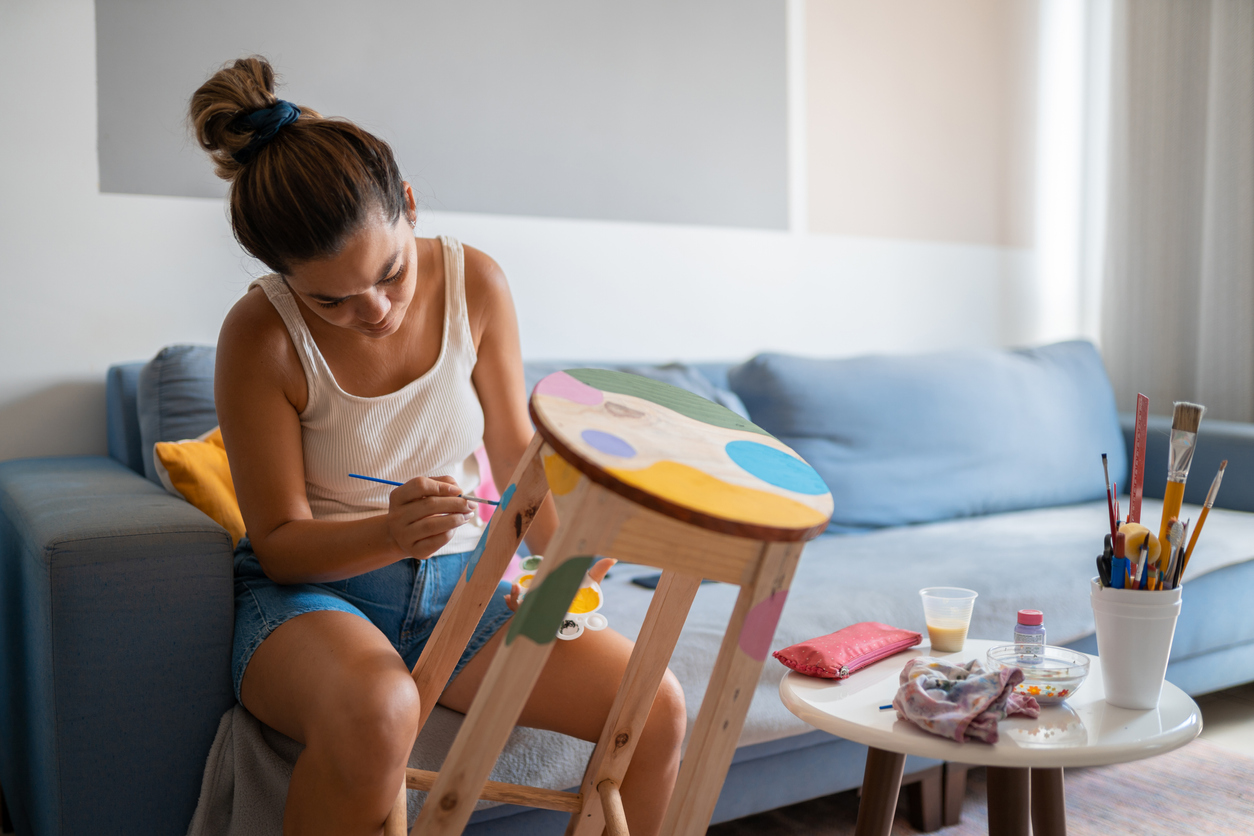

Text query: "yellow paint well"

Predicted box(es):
[544, 453, 582, 496]
[607, 460, 830, 530]
[568, 586, 602, 614]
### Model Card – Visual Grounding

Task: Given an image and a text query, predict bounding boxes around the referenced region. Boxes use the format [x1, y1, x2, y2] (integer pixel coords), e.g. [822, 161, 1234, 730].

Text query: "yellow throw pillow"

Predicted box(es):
[153, 427, 245, 547]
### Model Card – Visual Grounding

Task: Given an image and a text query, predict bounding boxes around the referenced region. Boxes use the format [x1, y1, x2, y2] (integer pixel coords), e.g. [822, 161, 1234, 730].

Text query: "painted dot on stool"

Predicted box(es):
[725, 440, 828, 495]
[581, 429, 636, 458]
[534, 371, 604, 405]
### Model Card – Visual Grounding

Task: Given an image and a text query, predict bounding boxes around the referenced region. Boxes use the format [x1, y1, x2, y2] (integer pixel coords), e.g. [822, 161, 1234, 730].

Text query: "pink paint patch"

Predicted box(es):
[535, 371, 604, 405]
[472, 445, 498, 522]
[739, 590, 789, 662]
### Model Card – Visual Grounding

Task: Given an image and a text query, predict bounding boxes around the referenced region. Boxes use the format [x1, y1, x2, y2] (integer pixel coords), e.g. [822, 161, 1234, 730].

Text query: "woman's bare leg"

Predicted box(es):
[240, 611, 421, 836]
[440, 627, 686, 836]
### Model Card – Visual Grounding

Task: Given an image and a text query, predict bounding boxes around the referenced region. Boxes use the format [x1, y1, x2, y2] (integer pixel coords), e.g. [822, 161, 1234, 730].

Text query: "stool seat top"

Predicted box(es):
[529, 369, 833, 542]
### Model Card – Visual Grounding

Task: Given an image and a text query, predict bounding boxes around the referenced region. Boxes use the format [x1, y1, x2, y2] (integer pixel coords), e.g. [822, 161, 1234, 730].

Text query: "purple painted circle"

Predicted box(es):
[581, 429, 636, 458]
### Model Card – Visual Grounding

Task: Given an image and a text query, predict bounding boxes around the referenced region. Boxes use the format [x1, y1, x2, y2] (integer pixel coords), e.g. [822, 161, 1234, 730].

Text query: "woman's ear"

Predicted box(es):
[403, 181, 417, 226]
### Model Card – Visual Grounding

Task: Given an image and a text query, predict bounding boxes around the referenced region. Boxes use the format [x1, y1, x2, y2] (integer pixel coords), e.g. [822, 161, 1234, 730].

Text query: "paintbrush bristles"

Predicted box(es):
[1172, 401, 1205, 433]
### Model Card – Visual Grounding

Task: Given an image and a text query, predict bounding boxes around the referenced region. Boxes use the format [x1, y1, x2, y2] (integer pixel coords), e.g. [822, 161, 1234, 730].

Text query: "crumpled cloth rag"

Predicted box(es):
[891, 657, 1040, 744]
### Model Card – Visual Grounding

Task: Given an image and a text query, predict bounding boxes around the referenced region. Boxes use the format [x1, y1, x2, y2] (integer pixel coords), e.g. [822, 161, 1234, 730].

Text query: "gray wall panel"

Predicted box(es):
[95, 0, 788, 229]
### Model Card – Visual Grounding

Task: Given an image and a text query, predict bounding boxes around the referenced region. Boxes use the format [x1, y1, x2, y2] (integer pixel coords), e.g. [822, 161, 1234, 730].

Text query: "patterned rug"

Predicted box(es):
[706, 739, 1254, 835]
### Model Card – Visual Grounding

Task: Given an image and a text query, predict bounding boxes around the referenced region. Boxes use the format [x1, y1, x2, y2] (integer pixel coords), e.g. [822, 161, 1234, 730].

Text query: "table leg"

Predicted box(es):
[942, 762, 971, 826]
[1031, 767, 1066, 836]
[985, 767, 1030, 836]
[904, 765, 942, 832]
[854, 747, 906, 836]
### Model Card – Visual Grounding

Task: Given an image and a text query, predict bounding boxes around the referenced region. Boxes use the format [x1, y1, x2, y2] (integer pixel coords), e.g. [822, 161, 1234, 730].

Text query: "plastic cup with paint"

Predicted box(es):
[919, 587, 978, 652]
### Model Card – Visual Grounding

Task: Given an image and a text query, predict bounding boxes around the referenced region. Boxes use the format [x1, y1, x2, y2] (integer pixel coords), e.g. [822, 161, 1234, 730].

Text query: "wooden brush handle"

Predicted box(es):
[1158, 481, 1186, 571]
[1181, 505, 1210, 575]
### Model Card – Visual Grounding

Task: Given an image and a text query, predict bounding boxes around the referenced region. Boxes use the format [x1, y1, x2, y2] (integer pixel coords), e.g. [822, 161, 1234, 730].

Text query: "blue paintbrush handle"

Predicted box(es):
[348, 473, 500, 506]
[349, 473, 403, 487]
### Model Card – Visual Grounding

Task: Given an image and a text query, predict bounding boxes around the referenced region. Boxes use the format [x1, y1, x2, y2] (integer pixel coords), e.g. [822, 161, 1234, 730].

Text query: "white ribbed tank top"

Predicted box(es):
[249, 236, 487, 556]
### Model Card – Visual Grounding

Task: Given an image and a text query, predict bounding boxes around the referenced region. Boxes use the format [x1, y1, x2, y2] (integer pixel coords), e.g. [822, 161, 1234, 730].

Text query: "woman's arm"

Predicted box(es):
[215, 290, 474, 584]
[465, 246, 559, 555]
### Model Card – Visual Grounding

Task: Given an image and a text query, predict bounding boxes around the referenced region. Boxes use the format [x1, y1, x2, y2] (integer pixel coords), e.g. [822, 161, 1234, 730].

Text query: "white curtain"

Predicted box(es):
[1100, 0, 1254, 420]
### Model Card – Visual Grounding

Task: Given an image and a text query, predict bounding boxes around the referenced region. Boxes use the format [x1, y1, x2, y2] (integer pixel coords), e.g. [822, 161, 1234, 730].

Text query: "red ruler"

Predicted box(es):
[1129, 393, 1149, 523]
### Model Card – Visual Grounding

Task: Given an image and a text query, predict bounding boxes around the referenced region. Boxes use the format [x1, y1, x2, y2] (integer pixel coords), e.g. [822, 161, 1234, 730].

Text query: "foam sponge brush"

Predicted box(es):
[1118, 522, 1160, 565]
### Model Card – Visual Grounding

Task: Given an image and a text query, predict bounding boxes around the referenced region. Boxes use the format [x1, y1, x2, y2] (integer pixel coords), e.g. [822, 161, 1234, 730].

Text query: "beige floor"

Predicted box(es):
[0, 685, 1250, 835]
[1196, 680, 1254, 757]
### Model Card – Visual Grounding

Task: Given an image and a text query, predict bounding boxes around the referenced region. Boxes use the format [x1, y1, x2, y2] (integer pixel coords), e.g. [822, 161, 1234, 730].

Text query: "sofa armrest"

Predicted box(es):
[0, 456, 235, 836]
[1120, 412, 1254, 512]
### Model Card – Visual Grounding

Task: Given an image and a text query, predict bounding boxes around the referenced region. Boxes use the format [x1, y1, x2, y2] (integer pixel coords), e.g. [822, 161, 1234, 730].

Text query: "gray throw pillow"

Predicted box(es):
[137, 345, 219, 484]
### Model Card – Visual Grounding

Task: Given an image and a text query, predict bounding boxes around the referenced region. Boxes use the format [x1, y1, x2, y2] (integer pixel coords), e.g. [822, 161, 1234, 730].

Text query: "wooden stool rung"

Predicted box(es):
[597, 779, 629, 836]
[405, 769, 583, 813]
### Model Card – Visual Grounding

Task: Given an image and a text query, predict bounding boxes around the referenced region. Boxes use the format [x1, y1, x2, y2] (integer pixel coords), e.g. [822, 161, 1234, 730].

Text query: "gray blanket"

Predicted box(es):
[186, 702, 596, 834]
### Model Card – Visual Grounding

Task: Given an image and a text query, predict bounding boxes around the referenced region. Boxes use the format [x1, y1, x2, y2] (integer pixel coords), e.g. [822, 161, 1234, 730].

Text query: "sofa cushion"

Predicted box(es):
[728, 341, 1128, 529]
[137, 345, 219, 484]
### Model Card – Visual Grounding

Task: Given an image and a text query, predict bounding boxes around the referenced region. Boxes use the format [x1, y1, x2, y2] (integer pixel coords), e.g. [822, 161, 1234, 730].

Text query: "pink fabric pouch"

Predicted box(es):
[773, 622, 922, 679]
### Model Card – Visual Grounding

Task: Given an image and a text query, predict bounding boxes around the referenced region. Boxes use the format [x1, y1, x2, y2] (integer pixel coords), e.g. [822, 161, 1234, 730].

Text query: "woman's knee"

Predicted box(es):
[644, 669, 687, 753]
[312, 664, 422, 781]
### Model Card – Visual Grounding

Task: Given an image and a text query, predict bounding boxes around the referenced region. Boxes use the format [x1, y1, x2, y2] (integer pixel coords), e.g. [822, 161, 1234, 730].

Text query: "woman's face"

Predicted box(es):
[284, 200, 419, 340]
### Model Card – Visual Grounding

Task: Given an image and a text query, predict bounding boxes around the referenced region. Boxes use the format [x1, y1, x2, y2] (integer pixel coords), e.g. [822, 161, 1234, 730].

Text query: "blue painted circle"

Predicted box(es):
[725, 440, 828, 495]
[581, 429, 637, 458]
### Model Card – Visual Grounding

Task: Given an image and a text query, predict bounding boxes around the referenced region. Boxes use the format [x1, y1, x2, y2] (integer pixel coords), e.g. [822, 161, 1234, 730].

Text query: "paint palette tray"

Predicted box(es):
[985, 644, 1090, 706]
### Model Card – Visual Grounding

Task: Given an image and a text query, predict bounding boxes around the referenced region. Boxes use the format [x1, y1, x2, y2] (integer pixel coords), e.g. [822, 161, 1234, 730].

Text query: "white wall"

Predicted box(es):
[0, 0, 1031, 462]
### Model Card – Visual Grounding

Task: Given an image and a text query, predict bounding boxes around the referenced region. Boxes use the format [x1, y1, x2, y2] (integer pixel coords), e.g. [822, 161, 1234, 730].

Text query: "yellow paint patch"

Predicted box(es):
[568, 586, 602, 614]
[544, 453, 582, 496]
[607, 460, 830, 530]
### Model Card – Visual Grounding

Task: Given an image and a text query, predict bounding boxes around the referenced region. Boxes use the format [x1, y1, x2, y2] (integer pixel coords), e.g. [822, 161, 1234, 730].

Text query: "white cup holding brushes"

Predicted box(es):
[1090, 578, 1182, 709]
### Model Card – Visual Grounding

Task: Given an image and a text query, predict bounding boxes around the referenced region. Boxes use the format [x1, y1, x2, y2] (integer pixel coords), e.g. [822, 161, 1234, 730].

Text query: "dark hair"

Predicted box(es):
[189, 56, 407, 275]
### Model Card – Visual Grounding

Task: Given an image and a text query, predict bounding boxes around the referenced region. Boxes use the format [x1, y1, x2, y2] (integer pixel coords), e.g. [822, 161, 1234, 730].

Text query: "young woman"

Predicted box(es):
[190, 57, 684, 836]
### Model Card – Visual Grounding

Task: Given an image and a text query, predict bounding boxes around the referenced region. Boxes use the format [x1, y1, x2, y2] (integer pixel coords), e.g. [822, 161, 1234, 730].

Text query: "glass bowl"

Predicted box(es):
[985, 644, 1090, 706]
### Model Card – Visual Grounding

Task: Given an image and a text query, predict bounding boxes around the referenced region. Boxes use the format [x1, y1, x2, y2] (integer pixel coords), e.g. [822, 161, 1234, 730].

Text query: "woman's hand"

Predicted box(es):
[505, 557, 616, 612]
[387, 476, 475, 559]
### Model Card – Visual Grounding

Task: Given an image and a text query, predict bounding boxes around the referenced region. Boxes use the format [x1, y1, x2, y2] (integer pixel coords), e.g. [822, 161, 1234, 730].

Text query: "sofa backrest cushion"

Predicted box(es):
[137, 345, 219, 484]
[106, 362, 146, 475]
[728, 340, 1128, 530]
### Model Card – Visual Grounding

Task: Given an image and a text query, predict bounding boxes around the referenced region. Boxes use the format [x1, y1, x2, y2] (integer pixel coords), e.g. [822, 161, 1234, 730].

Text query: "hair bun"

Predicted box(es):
[189, 56, 287, 181]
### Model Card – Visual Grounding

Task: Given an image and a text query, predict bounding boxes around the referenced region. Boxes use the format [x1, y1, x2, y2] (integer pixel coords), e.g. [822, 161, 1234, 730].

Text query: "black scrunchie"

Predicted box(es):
[232, 100, 302, 164]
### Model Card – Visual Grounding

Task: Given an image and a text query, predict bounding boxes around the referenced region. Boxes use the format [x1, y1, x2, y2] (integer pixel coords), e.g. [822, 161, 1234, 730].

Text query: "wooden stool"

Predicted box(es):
[386, 369, 832, 836]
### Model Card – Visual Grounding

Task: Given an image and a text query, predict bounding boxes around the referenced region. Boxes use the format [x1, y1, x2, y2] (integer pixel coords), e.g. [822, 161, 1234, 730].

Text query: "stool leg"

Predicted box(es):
[383, 781, 407, 836]
[411, 434, 548, 729]
[567, 570, 702, 836]
[410, 481, 626, 836]
[1030, 767, 1066, 836]
[660, 540, 803, 836]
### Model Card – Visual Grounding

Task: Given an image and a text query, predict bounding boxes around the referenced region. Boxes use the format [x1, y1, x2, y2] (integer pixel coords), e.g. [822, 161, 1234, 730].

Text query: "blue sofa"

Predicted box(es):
[4, 340, 1254, 836]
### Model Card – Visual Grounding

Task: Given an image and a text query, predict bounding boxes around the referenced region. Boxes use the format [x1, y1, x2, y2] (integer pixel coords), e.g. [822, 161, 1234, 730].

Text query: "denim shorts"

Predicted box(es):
[232, 537, 514, 702]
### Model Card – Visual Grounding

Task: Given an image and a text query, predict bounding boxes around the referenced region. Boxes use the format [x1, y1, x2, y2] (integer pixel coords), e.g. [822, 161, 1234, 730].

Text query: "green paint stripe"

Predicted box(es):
[566, 369, 770, 436]
[505, 556, 596, 646]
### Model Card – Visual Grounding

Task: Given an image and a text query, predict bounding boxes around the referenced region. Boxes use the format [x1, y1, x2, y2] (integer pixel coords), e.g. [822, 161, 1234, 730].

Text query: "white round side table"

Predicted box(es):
[779, 639, 1202, 836]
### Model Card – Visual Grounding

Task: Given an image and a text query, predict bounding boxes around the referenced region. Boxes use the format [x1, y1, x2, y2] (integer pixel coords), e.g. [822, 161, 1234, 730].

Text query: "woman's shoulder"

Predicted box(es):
[217, 281, 307, 400]
[459, 243, 512, 339]
[221, 281, 289, 348]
